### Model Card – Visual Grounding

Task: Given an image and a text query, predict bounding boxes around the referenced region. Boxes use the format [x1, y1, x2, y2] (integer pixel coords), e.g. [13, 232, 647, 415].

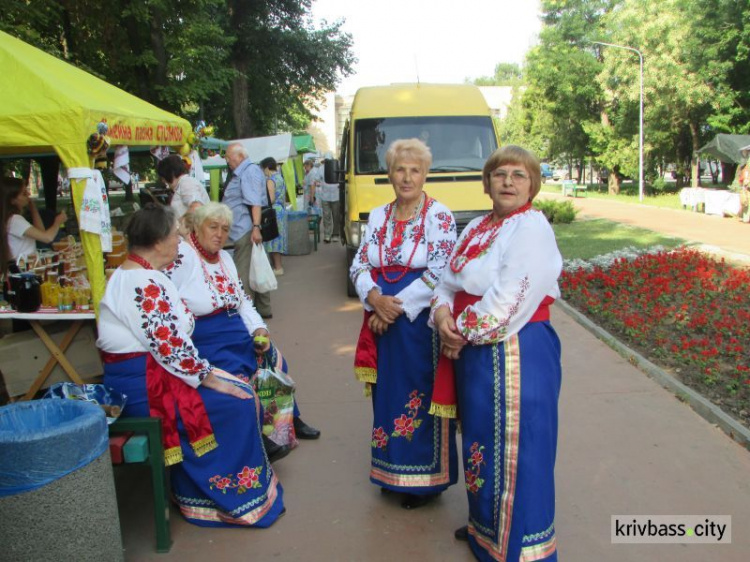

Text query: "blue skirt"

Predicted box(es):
[192, 311, 300, 418]
[369, 270, 458, 494]
[103, 355, 284, 527]
[455, 322, 561, 561]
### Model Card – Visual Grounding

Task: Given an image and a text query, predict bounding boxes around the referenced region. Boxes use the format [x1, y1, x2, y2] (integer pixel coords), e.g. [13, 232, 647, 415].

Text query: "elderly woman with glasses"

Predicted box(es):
[166, 202, 320, 444]
[97, 203, 285, 528]
[430, 146, 563, 561]
[350, 138, 459, 510]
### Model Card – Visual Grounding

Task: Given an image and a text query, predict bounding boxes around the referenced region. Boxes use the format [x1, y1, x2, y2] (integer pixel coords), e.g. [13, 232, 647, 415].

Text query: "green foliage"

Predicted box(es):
[1, 0, 355, 139]
[533, 199, 578, 224]
[472, 62, 523, 87]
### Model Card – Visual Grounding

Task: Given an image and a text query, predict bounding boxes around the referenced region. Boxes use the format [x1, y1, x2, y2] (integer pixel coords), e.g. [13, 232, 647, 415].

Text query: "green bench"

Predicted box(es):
[562, 180, 587, 198]
[109, 417, 172, 553]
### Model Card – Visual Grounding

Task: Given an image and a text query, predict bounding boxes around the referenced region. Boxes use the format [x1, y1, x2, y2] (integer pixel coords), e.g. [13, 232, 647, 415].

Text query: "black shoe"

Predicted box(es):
[454, 525, 469, 541]
[263, 434, 291, 463]
[260, 313, 273, 319]
[401, 492, 440, 510]
[324, 238, 331, 243]
[293, 417, 321, 440]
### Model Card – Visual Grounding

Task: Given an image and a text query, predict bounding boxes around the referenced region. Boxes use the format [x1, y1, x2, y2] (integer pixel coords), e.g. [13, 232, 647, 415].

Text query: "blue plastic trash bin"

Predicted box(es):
[0, 400, 124, 561]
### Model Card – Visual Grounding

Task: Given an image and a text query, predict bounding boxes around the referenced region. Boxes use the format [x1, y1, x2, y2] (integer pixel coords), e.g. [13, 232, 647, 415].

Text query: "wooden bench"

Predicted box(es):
[562, 180, 587, 198]
[109, 417, 172, 553]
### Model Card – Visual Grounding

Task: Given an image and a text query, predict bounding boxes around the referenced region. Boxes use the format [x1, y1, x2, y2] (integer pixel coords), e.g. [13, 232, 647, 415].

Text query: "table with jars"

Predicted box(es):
[0, 232, 127, 400]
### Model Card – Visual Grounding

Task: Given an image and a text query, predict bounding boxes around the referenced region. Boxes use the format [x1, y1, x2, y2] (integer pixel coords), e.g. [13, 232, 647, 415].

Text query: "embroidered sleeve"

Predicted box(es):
[132, 278, 212, 387]
[350, 215, 380, 309]
[397, 206, 457, 322]
[456, 220, 562, 345]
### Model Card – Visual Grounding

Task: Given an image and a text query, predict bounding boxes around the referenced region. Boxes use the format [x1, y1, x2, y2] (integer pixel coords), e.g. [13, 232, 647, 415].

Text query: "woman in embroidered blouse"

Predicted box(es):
[97, 203, 285, 528]
[431, 146, 562, 561]
[1, 177, 67, 278]
[260, 157, 288, 275]
[166, 201, 320, 442]
[349, 138, 459, 510]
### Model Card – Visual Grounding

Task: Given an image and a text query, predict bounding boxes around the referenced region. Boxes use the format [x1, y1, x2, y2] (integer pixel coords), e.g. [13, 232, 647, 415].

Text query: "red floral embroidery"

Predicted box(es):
[144, 284, 161, 299]
[154, 326, 171, 340]
[371, 427, 389, 449]
[391, 390, 425, 441]
[209, 465, 264, 494]
[134, 278, 210, 382]
[465, 442, 486, 494]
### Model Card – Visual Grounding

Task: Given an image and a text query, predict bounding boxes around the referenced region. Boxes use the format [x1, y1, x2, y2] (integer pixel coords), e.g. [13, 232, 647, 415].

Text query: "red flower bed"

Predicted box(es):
[561, 247, 750, 426]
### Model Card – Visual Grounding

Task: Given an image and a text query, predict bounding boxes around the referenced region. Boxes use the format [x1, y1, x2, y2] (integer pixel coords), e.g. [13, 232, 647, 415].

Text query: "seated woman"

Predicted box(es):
[97, 203, 286, 528]
[165, 201, 320, 440]
[1, 177, 67, 275]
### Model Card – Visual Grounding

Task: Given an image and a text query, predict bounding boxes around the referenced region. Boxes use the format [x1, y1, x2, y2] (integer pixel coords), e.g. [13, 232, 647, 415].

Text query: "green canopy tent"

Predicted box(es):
[696, 134, 750, 164]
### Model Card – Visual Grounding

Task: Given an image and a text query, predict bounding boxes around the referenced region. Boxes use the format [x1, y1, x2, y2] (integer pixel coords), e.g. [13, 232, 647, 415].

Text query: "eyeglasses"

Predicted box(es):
[491, 169, 530, 183]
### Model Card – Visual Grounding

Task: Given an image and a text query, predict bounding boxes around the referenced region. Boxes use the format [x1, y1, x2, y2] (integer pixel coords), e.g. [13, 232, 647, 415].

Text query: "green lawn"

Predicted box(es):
[540, 180, 734, 211]
[552, 218, 686, 261]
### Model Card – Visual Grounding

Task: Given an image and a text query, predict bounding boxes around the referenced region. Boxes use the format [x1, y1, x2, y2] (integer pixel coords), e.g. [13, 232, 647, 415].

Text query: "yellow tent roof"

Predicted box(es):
[0, 30, 190, 163]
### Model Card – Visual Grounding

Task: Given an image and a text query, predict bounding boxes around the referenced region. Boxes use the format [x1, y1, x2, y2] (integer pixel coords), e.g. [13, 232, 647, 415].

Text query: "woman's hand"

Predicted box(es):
[253, 328, 271, 353]
[368, 313, 390, 335]
[202, 369, 253, 399]
[54, 211, 68, 226]
[435, 306, 467, 359]
[367, 289, 403, 323]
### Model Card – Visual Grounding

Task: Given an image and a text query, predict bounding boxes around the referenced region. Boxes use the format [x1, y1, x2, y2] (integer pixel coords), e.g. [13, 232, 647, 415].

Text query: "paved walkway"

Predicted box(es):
[114, 205, 750, 561]
[538, 191, 750, 263]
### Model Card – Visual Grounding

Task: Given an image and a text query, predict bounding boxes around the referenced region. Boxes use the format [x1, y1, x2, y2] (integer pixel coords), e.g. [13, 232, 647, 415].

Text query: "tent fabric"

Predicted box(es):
[0, 31, 191, 311]
[293, 134, 317, 155]
[696, 134, 750, 164]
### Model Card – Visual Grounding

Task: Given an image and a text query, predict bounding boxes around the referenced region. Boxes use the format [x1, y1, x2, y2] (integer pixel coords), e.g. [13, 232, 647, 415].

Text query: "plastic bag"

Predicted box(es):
[248, 243, 278, 292]
[43, 382, 127, 425]
[253, 366, 298, 449]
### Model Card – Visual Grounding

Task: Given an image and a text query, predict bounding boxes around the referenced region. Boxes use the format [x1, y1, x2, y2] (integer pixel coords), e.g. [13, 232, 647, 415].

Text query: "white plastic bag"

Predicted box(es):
[248, 243, 278, 292]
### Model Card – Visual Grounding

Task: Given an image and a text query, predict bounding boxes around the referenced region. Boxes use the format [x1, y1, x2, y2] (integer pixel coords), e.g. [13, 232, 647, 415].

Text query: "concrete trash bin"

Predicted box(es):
[286, 210, 312, 255]
[0, 400, 124, 562]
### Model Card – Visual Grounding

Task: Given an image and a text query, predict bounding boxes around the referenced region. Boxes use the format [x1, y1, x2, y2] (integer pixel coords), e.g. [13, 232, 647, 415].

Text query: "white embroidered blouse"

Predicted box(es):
[350, 196, 457, 321]
[430, 207, 562, 345]
[165, 240, 266, 335]
[96, 268, 212, 387]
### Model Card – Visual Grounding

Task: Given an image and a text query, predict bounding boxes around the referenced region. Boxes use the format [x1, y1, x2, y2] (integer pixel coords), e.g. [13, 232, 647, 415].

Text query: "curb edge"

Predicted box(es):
[556, 299, 750, 451]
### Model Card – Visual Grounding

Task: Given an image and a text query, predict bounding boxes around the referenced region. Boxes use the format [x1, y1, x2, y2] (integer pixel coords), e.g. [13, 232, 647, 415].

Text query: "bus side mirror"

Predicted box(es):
[324, 159, 341, 184]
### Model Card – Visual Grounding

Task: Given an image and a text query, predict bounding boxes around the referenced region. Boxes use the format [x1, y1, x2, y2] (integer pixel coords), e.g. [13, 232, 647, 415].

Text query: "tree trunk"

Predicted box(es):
[228, 0, 256, 138]
[608, 171, 621, 194]
[689, 121, 700, 187]
[148, 9, 169, 109]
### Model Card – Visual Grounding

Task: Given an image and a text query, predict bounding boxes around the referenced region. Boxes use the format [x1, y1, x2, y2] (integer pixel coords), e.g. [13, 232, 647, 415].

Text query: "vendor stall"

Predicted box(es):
[0, 31, 190, 311]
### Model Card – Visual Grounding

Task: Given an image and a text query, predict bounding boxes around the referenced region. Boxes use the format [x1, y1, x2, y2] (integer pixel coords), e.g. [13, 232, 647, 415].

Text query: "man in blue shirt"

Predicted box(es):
[222, 142, 272, 318]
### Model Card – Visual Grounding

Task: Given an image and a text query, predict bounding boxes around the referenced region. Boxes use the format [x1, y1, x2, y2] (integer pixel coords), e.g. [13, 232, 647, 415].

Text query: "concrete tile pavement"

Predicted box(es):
[115, 224, 750, 561]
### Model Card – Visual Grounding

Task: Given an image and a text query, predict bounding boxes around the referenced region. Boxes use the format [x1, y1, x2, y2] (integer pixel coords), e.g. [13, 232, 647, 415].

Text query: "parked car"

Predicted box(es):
[541, 163, 553, 183]
[552, 167, 569, 181]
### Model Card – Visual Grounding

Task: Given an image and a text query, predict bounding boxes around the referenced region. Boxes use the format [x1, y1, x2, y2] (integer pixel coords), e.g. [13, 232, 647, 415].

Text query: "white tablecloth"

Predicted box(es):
[679, 188, 740, 216]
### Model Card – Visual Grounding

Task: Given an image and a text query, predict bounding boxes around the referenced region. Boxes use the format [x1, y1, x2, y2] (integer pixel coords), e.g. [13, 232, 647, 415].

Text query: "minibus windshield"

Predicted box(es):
[354, 116, 498, 175]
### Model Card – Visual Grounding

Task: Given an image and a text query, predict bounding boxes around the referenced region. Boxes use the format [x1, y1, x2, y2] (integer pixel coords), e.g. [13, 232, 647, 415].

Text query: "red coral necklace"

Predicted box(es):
[189, 232, 220, 264]
[450, 202, 532, 273]
[127, 253, 153, 270]
[378, 194, 430, 284]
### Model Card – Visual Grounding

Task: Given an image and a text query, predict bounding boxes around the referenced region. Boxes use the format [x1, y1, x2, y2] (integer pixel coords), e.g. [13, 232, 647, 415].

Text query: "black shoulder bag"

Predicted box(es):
[258, 179, 279, 241]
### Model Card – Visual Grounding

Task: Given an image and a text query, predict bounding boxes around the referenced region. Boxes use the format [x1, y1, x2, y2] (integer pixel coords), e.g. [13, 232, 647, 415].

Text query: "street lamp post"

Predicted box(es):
[593, 41, 644, 202]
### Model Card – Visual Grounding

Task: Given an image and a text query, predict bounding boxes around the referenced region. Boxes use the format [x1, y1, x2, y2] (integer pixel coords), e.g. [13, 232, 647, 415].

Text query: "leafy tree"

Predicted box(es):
[473, 62, 523, 86]
[523, 0, 613, 183]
